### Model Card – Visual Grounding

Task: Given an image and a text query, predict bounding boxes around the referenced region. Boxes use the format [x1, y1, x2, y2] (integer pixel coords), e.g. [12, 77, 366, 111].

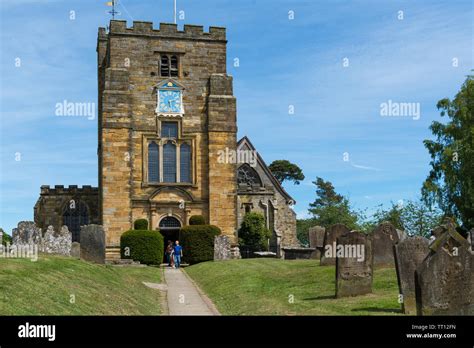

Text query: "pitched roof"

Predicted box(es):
[237, 136, 295, 204]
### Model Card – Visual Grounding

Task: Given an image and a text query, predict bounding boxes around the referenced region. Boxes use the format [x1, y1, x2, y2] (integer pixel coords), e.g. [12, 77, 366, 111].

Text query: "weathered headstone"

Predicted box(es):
[394, 236, 430, 315]
[416, 221, 473, 315]
[320, 223, 350, 266]
[336, 232, 373, 298]
[214, 235, 231, 260]
[71, 242, 81, 259]
[372, 222, 399, 266]
[308, 226, 325, 259]
[12, 221, 42, 245]
[41, 225, 72, 256]
[80, 225, 105, 264]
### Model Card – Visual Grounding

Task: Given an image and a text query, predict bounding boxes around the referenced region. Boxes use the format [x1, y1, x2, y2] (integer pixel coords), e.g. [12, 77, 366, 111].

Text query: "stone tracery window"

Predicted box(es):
[237, 164, 262, 187]
[147, 121, 192, 184]
[62, 201, 89, 243]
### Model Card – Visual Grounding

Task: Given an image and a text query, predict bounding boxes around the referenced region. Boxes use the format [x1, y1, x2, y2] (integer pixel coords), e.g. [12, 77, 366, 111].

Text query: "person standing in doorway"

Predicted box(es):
[174, 240, 183, 268]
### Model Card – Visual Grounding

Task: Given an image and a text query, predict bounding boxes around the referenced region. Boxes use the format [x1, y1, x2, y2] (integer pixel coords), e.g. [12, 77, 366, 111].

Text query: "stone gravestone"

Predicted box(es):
[308, 226, 325, 259]
[416, 221, 473, 315]
[214, 235, 231, 260]
[12, 221, 42, 245]
[372, 222, 399, 266]
[320, 223, 350, 266]
[71, 242, 81, 259]
[394, 236, 430, 315]
[80, 225, 105, 264]
[336, 232, 373, 298]
[41, 225, 72, 256]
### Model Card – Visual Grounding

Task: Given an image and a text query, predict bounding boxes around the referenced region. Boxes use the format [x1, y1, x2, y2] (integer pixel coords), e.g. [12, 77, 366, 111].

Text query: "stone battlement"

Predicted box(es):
[40, 185, 99, 195]
[99, 20, 226, 41]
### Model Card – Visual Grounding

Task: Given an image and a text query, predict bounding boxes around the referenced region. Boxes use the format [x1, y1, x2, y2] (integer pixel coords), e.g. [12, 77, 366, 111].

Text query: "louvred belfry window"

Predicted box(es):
[160, 54, 179, 78]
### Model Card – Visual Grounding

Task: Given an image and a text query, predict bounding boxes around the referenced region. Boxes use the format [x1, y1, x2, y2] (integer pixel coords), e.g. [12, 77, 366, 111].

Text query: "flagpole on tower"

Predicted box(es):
[174, 0, 177, 24]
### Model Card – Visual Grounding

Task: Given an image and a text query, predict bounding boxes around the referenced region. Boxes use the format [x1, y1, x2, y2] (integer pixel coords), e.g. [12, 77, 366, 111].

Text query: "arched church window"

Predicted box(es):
[237, 164, 262, 187]
[163, 141, 177, 182]
[148, 142, 159, 182]
[180, 143, 191, 183]
[62, 201, 89, 243]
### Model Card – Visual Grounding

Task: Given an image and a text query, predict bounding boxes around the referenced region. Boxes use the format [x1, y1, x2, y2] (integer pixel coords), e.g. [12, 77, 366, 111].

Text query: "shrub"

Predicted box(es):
[180, 225, 221, 264]
[189, 215, 206, 225]
[134, 219, 149, 230]
[238, 212, 271, 251]
[1, 232, 12, 246]
[120, 230, 163, 265]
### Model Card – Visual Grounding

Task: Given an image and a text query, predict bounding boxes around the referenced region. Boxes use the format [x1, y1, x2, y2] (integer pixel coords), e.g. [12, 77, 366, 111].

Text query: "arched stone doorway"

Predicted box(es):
[159, 216, 182, 262]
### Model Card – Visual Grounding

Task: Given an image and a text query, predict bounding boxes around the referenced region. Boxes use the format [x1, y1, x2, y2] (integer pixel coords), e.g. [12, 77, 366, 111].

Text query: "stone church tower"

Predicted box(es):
[97, 20, 238, 259]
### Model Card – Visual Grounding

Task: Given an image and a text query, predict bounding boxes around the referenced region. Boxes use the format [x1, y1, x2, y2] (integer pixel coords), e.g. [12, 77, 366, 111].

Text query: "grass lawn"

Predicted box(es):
[185, 258, 403, 315]
[0, 254, 163, 315]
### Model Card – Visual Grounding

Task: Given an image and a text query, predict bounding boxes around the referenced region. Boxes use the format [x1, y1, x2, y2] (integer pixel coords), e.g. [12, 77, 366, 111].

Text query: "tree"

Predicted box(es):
[238, 212, 271, 250]
[371, 202, 405, 231]
[422, 75, 474, 230]
[369, 200, 443, 237]
[296, 218, 315, 245]
[308, 177, 359, 230]
[269, 160, 305, 185]
[400, 200, 443, 237]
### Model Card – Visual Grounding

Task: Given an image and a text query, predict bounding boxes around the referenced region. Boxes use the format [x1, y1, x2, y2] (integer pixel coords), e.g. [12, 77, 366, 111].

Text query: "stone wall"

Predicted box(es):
[33, 185, 99, 241]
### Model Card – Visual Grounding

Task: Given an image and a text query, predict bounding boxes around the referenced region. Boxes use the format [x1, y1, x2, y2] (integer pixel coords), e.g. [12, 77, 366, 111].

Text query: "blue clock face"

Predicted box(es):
[159, 90, 182, 113]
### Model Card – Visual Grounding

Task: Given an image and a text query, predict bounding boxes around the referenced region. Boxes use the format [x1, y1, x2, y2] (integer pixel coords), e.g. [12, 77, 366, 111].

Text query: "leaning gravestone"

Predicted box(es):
[80, 225, 105, 264]
[320, 223, 350, 266]
[308, 226, 325, 259]
[416, 221, 473, 315]
[394, 236, 430, 315]
[336, 232, 373, 298]
[214, 235, 231, 260]
[372, 222, 399, 266]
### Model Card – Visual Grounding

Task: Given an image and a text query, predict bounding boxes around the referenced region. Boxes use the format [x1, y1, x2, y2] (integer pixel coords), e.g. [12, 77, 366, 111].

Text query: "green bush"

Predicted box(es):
[238, 212, 271, 251]
[120, 230, 164, 265]
[189, 215, 206, 225]
[134, 219, 149, 230]
[180, 225, 221, 264]
[1, 231, 12, 246]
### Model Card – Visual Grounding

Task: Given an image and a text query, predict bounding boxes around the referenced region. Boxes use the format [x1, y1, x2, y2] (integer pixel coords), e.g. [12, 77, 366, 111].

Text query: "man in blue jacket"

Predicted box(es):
[174, 240, 183, 268]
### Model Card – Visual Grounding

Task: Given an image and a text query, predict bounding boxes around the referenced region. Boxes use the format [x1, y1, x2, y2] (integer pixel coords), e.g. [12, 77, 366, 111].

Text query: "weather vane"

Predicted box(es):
[106, 0, 121, 20]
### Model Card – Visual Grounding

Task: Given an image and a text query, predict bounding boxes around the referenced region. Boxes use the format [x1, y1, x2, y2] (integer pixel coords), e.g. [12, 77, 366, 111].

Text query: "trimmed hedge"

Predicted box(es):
[180, 225, 221, 264]
[134, 219, 149, 230]
[189, 215, 206, 225]
[120, 230, 164, 265]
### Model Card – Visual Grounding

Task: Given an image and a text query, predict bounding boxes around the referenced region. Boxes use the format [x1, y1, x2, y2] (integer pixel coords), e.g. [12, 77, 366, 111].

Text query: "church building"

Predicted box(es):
[33, 20, 298, 260]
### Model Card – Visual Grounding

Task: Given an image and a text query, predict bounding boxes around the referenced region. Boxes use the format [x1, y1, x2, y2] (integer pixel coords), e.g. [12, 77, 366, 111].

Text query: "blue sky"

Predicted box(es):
[0, 0, 472, 234]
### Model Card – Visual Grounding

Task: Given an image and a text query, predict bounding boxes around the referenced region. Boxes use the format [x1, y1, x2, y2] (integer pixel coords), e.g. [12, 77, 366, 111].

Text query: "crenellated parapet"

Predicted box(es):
[40, 185, 99, 196]
[99, 20, 226, 41]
